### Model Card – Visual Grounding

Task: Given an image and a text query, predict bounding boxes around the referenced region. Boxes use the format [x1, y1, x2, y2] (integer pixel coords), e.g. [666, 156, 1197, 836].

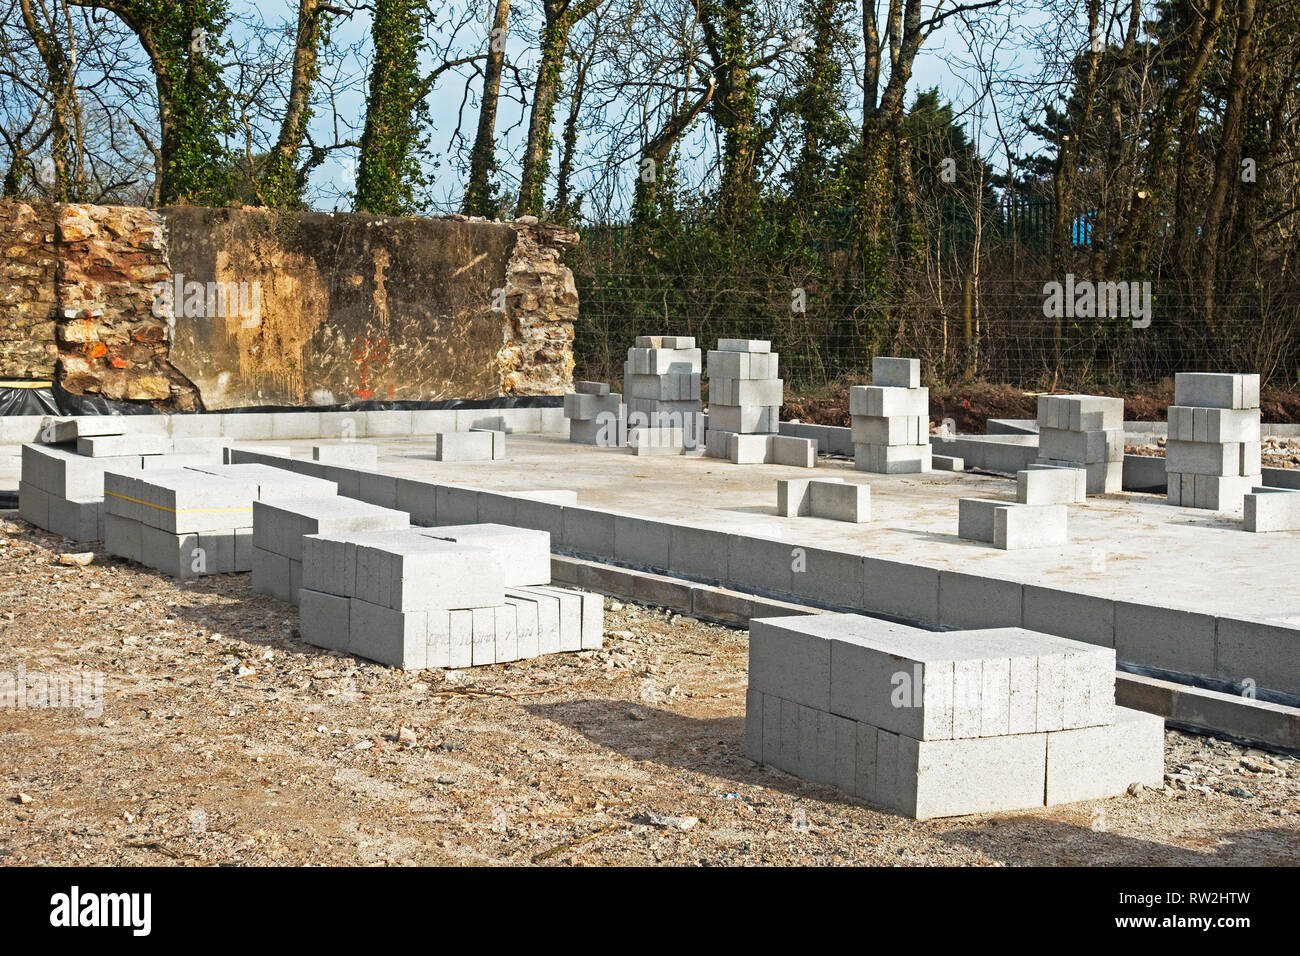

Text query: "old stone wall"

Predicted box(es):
[0, 202, 58, 379]
[0, 199, 578, 409]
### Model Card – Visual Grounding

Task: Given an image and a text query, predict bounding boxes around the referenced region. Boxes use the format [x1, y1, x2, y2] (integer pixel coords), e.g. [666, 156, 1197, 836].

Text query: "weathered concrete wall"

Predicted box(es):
[0, 202, 58, 379]
[0, 199, 578, 409]
[163, 207, 577, 408]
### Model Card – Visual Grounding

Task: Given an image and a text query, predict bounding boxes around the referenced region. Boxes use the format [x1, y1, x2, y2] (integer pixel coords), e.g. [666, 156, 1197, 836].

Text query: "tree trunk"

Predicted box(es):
[464, 0, 511, 216]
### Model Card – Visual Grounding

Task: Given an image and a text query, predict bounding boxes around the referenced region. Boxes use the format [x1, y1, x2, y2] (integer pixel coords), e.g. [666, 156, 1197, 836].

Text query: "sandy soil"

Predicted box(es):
[2, 514, 1298, 867]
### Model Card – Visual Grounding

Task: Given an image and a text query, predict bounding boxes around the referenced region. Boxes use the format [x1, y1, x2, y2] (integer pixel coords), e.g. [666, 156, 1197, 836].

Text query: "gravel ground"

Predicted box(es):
[1127, 437, 1300, 471]
[2, 513, 1298, 867]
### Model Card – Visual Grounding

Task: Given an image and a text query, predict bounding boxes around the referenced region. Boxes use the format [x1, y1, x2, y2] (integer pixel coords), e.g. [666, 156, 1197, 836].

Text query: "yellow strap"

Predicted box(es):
[104, 491, 253, 515]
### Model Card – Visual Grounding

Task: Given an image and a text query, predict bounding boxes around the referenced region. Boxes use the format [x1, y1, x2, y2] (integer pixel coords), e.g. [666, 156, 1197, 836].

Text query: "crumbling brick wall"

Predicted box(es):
[55, 204, 201, 410]
[0, 201, 58, 379]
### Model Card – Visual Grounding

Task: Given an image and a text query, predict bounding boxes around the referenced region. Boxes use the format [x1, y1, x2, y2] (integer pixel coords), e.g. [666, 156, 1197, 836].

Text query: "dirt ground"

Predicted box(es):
[2, 513, 1298, 867]
[784, 382, 1300, 435]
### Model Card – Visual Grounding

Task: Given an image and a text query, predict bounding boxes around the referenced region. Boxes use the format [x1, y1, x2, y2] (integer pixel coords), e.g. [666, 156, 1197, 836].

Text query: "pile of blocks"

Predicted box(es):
[624, 336, 703, 448]
[1244, 487, 1300, 532]
[705, 339, 814, 465]
[850, 357, 931, 474]
[745, 613, 1163, 819]
[251, 497, 411, 604]
[958, 497, 1068, 550]
[298, 524, 602, 669]
[776, 477, 869, 523]
[102, 464, 337, 577]
[1035, 394, 1124, 494]
[1166, 373, 1262, 511]
[430, 429, 505, 462]
[19, 419, 226, 542]
[563, 381, 625, 446]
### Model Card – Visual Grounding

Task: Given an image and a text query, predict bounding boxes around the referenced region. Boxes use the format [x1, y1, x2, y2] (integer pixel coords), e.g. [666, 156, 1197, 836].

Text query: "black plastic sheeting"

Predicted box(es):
[1, 382, 562, 418]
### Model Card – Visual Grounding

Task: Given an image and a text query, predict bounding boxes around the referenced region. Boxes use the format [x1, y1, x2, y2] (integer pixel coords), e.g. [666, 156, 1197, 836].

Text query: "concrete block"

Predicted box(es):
[434, 431, 496, 462]
[862, 557, 940, 625]
[409, 409, 460, 436]
[705, 350, 777, 380]
[513, 497, 565, 541]
[353, 535, 503, 611]
[851, 415, 923, 446]
[47, 495, 101, 542]
[1045, 707, 1164, 804]
[726, 534, 795, 597]
[1016, 467, 1085, 504]
[628, 426, 684, 455]
[1174, 372, 1260, 409]
[853, 442, 931, 474]
[871, 356, 921, 388]
[994, 503, 1067, 550]
[578, 590, 603, 649]
[448, 609, 474, 668]
[769, 435, 816, 468]
[932, 454, 964, 472]
[468, 427, 507, 459]
[709, 377, 781, 407]
[1022, 585, 1115, 647]
[1215, 616, 1300, 696]
[667, 525, 729, 583]
[420, 523, 551, 586]
[434, 484, 480, 525]
[355, 471, 399, 509]
[1165, 439, 1240, 477]
[222, 444, 291, 465]
[1192, 472, 1258, 511]
[748, 616, 833, 711]
[728, 432, 770, 464]
[776, 477, 816, 516]
[798, 547, 865, 608]
[849, 385, 928, 418]
[569, 411, 624, 446]
[103, 512, 142, 563]
[76, 434, 170, 457]
[17, 481, 50, 530]
[939, 571, 1023, 628]
[613, 514, 671, 570]
[709, 404, 778, 435]
[1038, 426, 1123, 464]
[900, 729, 1048, 819]
[491, 602, 519, 663]
[576, 380, 610, 395]
[744, 689, 764, 761]
[716, 338, 770, 353]
[808, 480, 870, 522]
[426, 610, 452, 668]
[127, 469, 260, 534]
[1169, 406, 1260, 443]
[506, 587, 561, 655]
[561, 507, 615, 558]
[312, 443, 379, 468]
[299, 588, 351, 652]
[251, 546, 295, 603]
[1115, 601, 1215, 676]
[22, 444, 139, 499]
[1244, 487, 1300, 532]
[349, 598, 427, 669]
[39, 417, 124, 443]
[504, 595, 539, 660]
[395, 477, 438, 525]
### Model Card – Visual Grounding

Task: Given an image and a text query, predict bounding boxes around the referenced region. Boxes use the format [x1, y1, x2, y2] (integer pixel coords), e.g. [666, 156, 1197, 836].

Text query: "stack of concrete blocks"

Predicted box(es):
[776, 477, 869, 523]
[431, 430, 505, 462]
[850, 357, 931, 474]
[563, 381, 625, 446]
[298, 524, 602, 669]
[624, 336, 703, 449]
[958, 498, 1068, 550]
[1166, 373, 1262, 511]
[1035, 394, 1124, 494]
[1016, 464, 1087, 505]
[251, 497, 411, 604]
[744, 613, 1163, 819]
[102, 466, 337, 578]
[1243, 487, 1300, 532]
[18, 421, 226, 542]
[705, 340, 815, 466]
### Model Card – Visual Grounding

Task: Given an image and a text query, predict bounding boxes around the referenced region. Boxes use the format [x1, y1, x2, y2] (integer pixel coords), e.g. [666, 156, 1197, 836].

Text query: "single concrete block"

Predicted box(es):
[901, 729, 1048, 819]
[1174, 372, 1260, 410]
[748, 616, 833, 711]
[576, 380, 610, 396]
[871, 356, 921, 388]
[349, 598, 427, 669]
[994, 503, 1067, 550]
[1114, 601, 1216, 676]
[46, 495, 101, 542]
[578, 590, 604, 649]
[251, 546, 295, 603]
[768, 435, 816, 468]
[716, 338, 770, 353]
[1045, 707, 1164, 804]
[561, 507, 615, 558]
[851, 414, 923, 446]
[434, 484, 480, 526]
[468, 427, 507, 459]
[613, 514, 671, 570]
[1016, 467, 1086, 504]
[103, 513, 142, 563]
[938, 571, 1023, 628]
[433, 431, 496, 461]
[76, 434, 170, 458]
[312, 443, 379, 468]
[505, 595, 539, 659]
[299, 588, 351, 653]
[1022, 585, 1115, 648]
[853, 442, 931, 474]
[862, 557, 940, 625]
[808, 480, 870, 522]
[667, 525, 729, 583]
[709, 404, 779, 435]
[932, 454, 964, 472]
[448, 609, 473, 668]
[1215, 616, 1300, 696]
[744, 689, 764, 762]
[1243, 487, 1300, 532]
[17, 481, 50, 530]
[848, 385, 929, 418]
